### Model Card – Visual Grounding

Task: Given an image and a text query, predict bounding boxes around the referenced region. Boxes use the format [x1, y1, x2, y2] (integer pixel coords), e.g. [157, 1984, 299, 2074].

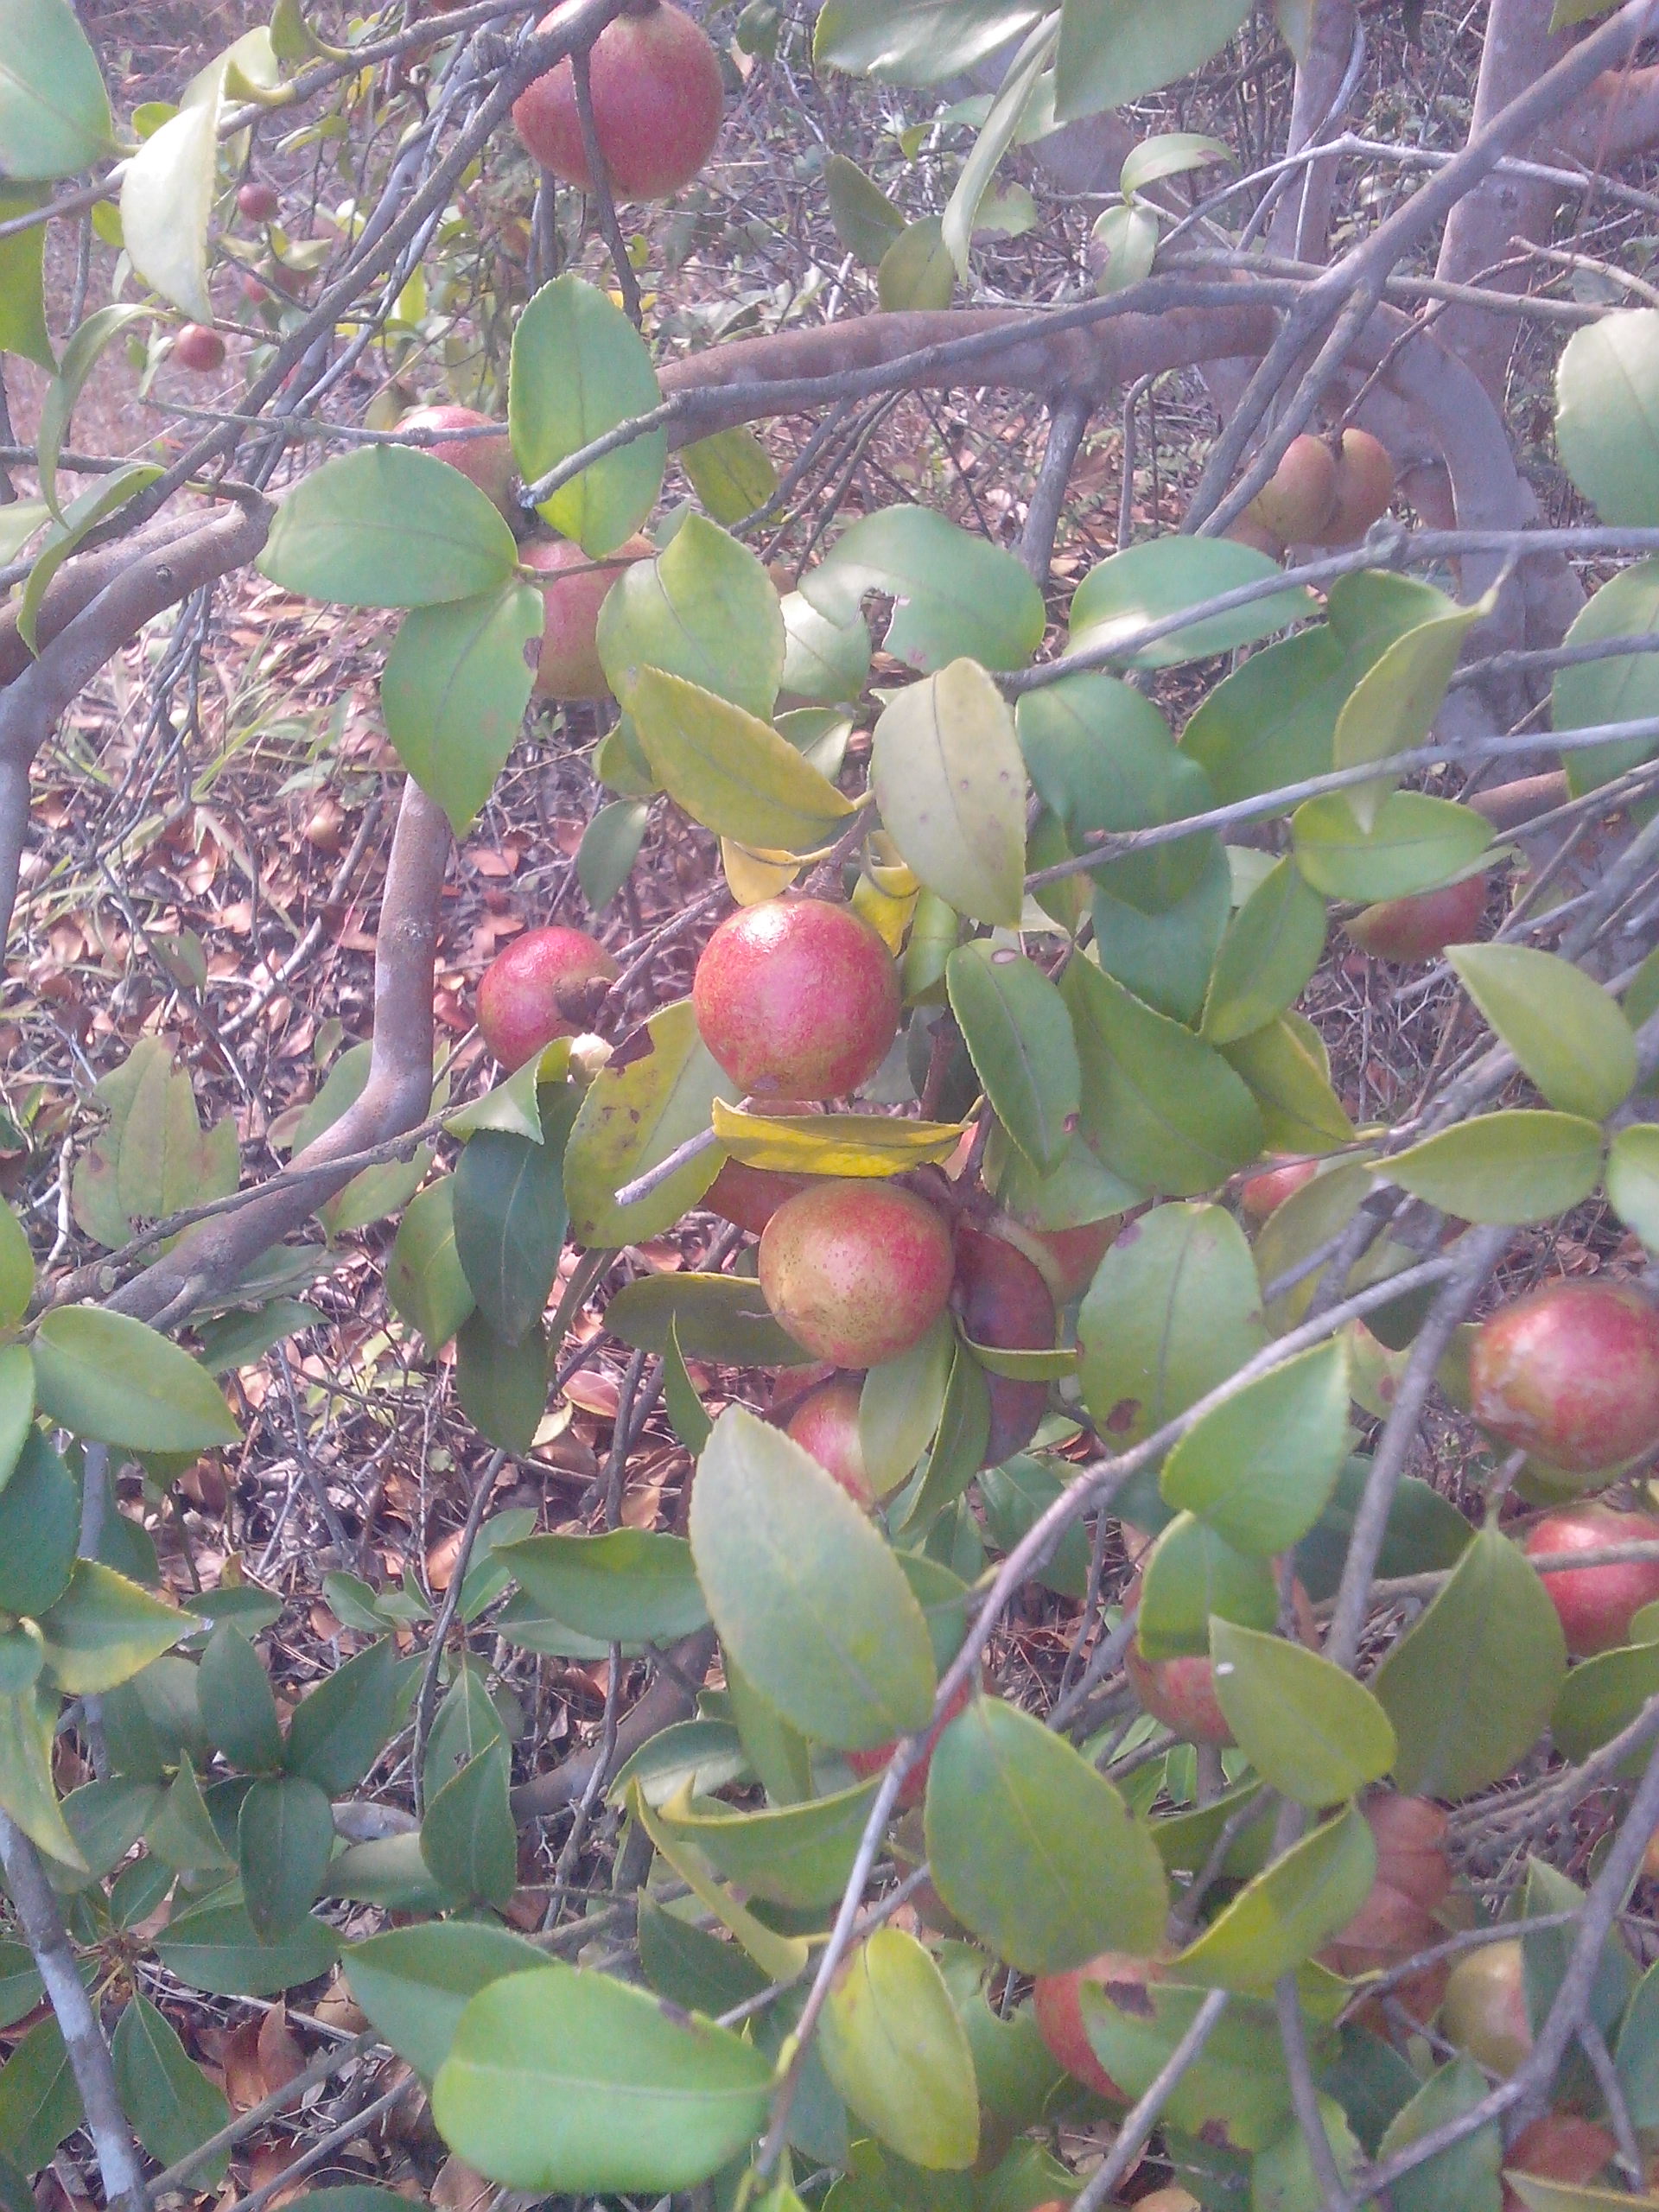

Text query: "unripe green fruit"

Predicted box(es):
[1248, 433, 1338, 543]
[1469, 1280, 1659, 1477]
[1441, 1939, 1530, 2076]
[693, 897, 900, 1101]
[759, 1179, 953, 1367]
[519, 534, 654, 700]
[512, 0, 724, 201]
[395, 404, 516, 518]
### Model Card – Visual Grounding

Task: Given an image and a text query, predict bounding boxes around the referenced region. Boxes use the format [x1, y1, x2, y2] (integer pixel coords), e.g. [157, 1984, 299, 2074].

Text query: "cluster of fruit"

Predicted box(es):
[1229, 429, 1398, 561]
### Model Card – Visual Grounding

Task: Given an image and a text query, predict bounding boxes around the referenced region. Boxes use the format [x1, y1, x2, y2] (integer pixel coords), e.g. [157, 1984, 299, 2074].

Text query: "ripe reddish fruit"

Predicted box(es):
[1239, 1154, 1319, 1221]
[1502, 2116, 1616, 2212]
[240, 272, 271, 305]
[785, 1376, 875, 1509]
[512, 0, 724, 201]
[1524, 1501, 1659, 1656]
[759, 1179, 953, 1367]
[1441, 1939, 1531, 2076]
[845, 1674, 974, 1807]
[475, 926, 619, 1070]
[1345, 873, 1488, 963]
[953, 1224, 1056, 1466]
[238, 180, 281, 220]
[1033, 1952, 1163, 2101]
[693, 898, 900, 1100]
[519, 534, 653, 701]
[173, 324, 226, 372]
[1470, 1281, 1659, 1477]
[1249, 434, 1338, 544]
[395, 404, 515, 517]
[1314, 428, 1396, 544]
[1124, 1643, 1236, 1745]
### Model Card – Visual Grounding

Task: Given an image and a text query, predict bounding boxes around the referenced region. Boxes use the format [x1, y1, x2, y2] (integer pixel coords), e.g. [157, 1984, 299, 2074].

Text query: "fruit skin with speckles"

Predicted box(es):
[1524, 1500, 1659, 1654]
[476, 926, 619, 1071]
[395, 404, 516, 517]
[173, 325, 226, 372]
[1468, 1280, 1659, 1478]
[1239, 1154, 1320, 1220]
[518, 533, 654, 700]
[953, 1224, 1056, 1466]
[1032, 1951, 1164, 2101]
[785, 1376, 875, 1509]
[511, 0, 725, 202]
[693, 898, 901, 1100]
[759, 1179, 954, 1367]
[1345, 874, 1489, 963]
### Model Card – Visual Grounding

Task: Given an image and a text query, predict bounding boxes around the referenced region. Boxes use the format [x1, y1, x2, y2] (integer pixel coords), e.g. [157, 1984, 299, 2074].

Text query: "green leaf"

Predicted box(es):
[344, 1921, 549, 2080]
[0, 1946, 42, 2032]
[0, 1348, 32, 1495]
[628, 666, 853, 851]
[1385, 1109, 1604, 1225]
[860, 1316, 955, 1498]
[1079, 1981, 1313, 2152]
[0, 2018, 79, 2176]
[820, 1929, 978, 2171]
[0, 0, 112, 178]
[386, 1178, 474, 1354]
[1379, 2055, 1502, 2212]
[647, 1774, 880, 1907]
[688, 1406, 936, 1751]
[454, 1314, 547, 1455]
[120, 88, 219, 321]
[1078, 1202, 1267, 1452]
[1292, 791, 1491, 903]
[1448, 944, 1636, 1121]
[1137, 1511, 1278, 1658]
[35, 1561, 182, 1693]
[1019, 673, 1207, 905]
[259, 447, 519, 607]
[925, 1695, 1167, 1971]
[664, 1317, 713, 1455]
[510, 275, 665, 553]
[70, 1036, 238, 1249]
[381, 582, 542, 833]
[1160, 1338, 1351, 1555]
[565, 1000, 737, 1245]
[877, 214, 956, 308]
[1294, 1454, 1473, 1604]
[1208, 1621, 1395, 1804]
[286, 1636, 403, 1796]
[0, 1433, 78, 1617]
[781, 591, 873, 704]
[0, 1207, 32, 1335]
[803, 507, 1045, 673]
[453, 1119, 571, 1346]
[1062, 959, 1263, 1195]
[431, 1962, 774, 2193]
[32, 1307, 238, 1450]
[146, 1758, 234, 1874]
[35, 302, 149, 519]
[199, 1623, 284, 1774]
[824, 152, 906, 262]
[421, 1743, 517, 1909]
[1222, 1014, 1357, 1152]
[869, 660, 1027, 925]
[946, 941, 1080, 1173]
[19, 464, 163, 652]
[156, 1887, 339, 1996]
[1333, 598, 1490, 830]
[1552, 562, 1659, 795]
[1616, 1954, 1659, 2126]
[636, 1891, 768, 2015]
[605, 1269, 807, 1366]
[1607, 1123, 1659, 1253]
[115, 2010, 230, 2212]
[1122, 130, 1231, 195]
[598, 511, 785, 720]
[815, 0, 1044, 82]
[1548, 1638, 1659, 1764]
[238, 1775, 334, 1941]
[1173, 1805, 1376, 1988]
[978, 1455, 1093, 1598]
[577, 798, 650, 912]
[1555, 309, 1659, 526]
[0, 1687, 82, 1866]
[680, 425, 779, 525]
[1200, 858, 1327, 1046]
[1372, 1523, 1565, 1796]
[501, 1530, 709, 1643]
[941, 20, 1055, 277]
[1092, 836, 1233, 1026]
[1055, 0, 1253, 117]
[895, 1340, 990, 1531]
[1254, 2095, 1364, 2212]
[1091, 200, 1161, 291]
[1067, 537, 1312, 667]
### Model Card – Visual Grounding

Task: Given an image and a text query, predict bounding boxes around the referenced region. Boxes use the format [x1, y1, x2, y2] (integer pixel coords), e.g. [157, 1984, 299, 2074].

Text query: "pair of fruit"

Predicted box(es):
[1236, 427, 1396, 552]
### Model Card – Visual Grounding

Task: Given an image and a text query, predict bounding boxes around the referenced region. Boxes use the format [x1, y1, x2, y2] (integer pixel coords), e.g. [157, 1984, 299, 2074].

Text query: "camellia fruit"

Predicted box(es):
[173, 325, 226, 373]
[693, 897, 901, 1099]
[844, 1673, 974, 1807]
[785, 1376, 875, 1510]
[1313, 427, 1396, 543]
[1469, 1280, 1659, 1477]
[238, 180, 281, 221]
[759, 1179, 954, 1367]
[1440, 1938, 1531, 2076]
[953, 1224, 1057, 1465]
[1247, 433, 1338, 544]
[1033, 1951, 1164, 2100]
[476, 926, 619, 1070]
[1345, 874, 1488, 963]
[1524, 1500, 1659, 1655]
[519, 534, 654, 701]
[512, 0, 724, 202]
[1123, 1643, 1236, 1746]
[1239, 1154, 1320, 1221]
[395, 404, 515, 518]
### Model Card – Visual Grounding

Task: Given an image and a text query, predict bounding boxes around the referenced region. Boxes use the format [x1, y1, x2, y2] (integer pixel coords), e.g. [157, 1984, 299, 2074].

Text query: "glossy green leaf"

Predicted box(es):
[1549, 1637, 1659, 1764]
[1063, 960, 1263, 1195]
[453, 1118, 571, 1346]
[1080, 1980, 1313, 2152]
[815, 0, 1044, 82]
[0, 1348, 31, 1496]
[804, 508, 1045, 673]
[259, 448, 518, 607]
[199, 1624, 284, 1774]
[650, 1774, 880, 1907]
[820, 1929, 978, 2171]
[878, 213, 956, 308]
[1255, 2094, 1364, 2212]
[0, 2018, 78, 2176]
[824, 151, 906, 261]
[1091, 199, 1160, 290]
[421, 1743, 516, 1908]
[286, 1636, 402, 1796]
[1294, 1454, 1473, 1604]
[0, 1208, 31, 1336]
[1091, 835, 1233, 1026]
[35, 1561, 182, 1694]
[689, 1406, 936, 1750]
[577, 798, 650, 912]
[631, 1783, 810, 1984]
[0, 1686, 81, 1865]
[1372, 1523, 1565, 1795]
[565, 999, 734, 1245]
[941, 20, 1054, 276]
[1201, 857, 1327, 1045]
[636, 1891, 769, 2015]
[1555, 309, 1659, 527]
[345, 1921, 549, 2080]
[599, 511, 784, 719]
[628, 666, 852, 851]
[1067, 537, 1311, 667]
[1379, 2054, 1502, 2212]
[1608, 1122, 1659, 1253]
[1137, 1511, 1278, 1658]
[381, 582, 542, 833]
[0, 1434, 75, 1618]
[1222, 1014, 1357, 1153]
[69, 1036, 238, 1251]
[781, 589, 874, 704]
[872, 660, 1027, 925]
[156, 1888, 339, 1996]
[19, 463, 163, 652]
[1552, 562, 1659, 795]
[239, 1774, 334, 1941]
[603, 1269, 808, 1366]
[896, 1339, 990, 1530]
[0, 0, 112, 178]
[946, 940, 1079, 1173]
[120, 70, 220, 321]
[1616, 1953, 1659, 2125]
[925, 1695, 1166, 1970]
[680, 426, 779, 524]
[1173, 1805, 1376, 1988]
[33, 1306, 238, 1451]
[501, 1530, 708, 1643]
[1078, 1202, 1267, 1451]
[432, 1962, 773, 2193]
[1448, 944, 1636, 1121]
[1292, 790, 1491, 903]
[1160, 1338, 1351, 1555]
[146, 1759, 234, 1874]
[978, 1456, 1092, 1598]
[1333, 598, 1489, 830]
[386, 1177, 474, 1353]
[1209, 1620, 1395, 1804]
[859, 1313, 954, 1498]
[454, 1313, 546, 1456]
[510, 275, 665, 553]
[1018, 671, 1208, 905]
[35, 302, 149, 519]
[1055, 0, 1253, 117]
[1386, 1109, 1603, 1225]
[112, 1994, 230, 2184]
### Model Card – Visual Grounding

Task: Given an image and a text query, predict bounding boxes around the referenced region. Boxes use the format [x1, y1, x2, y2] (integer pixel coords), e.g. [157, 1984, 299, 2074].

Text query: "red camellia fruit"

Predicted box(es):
[238, 180, 281, 221]
[953, 1224, 1056, 1466]
[1345, 874, 1488, 963]
[785, 1376, 875, 1510]
[759, 1180, 954, 1367]
[173, 324, 226, 372]
[1469, 1280, 1659, 1476]
[1033, 1951, 1164, 2100]
[1239, 1154, 1320, 1221]
[519, 534, 654, 701]
[844, 1673, 974, 1808]
[1021, 1216, 1120, 1303]
[1123, 1643, 1236, 1745]
[1441, 1938, 1531, 2076]
[512, 0, 724, 201]
[693, 898, 900, 1100]
[475, 926, 619, 1070]
[1524, 1500, 1659, 1655]
[395, 404, 515, 517]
